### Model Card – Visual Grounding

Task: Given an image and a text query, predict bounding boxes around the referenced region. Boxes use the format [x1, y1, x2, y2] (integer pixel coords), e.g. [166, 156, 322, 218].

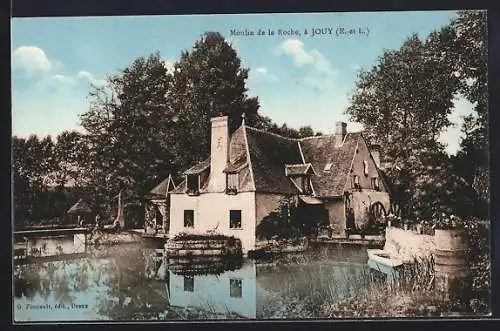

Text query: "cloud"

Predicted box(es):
[12, 46, 52, 73]
[256, 67, 268, 75]
[275, 39, 337, 94]
[77, 70, 106, 86]
[50, 74, 77, 87]
[250, 67, 279, 83]
[275, 39, 336, 76]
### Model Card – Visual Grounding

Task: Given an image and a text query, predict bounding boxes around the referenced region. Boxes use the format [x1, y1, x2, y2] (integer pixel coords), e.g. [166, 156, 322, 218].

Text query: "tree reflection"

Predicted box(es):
[14, 243, 249, 321]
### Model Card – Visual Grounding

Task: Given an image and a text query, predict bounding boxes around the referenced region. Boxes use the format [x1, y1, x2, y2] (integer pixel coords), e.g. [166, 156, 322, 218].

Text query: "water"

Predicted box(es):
[13, 236, 381, 321]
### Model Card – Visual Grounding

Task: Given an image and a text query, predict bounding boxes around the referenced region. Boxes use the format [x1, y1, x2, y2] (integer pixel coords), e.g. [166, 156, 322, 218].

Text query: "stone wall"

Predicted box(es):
[255, 193, 287, 226]
[384, 226, 436, 262]
[324, 199, 345, 235]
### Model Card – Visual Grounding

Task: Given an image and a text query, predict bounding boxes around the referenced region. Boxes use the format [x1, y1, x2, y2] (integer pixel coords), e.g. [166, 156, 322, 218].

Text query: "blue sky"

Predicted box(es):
[11, 11, 475, 154]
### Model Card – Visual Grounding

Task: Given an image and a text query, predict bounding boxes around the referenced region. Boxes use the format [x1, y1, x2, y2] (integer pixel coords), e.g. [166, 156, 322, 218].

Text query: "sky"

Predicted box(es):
[11, 11, 476, 155]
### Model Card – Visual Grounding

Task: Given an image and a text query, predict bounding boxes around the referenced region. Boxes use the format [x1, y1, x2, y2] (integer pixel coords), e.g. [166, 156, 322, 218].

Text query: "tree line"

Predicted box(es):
[12, 11, 489, 228]
[346, 10, 488, 220]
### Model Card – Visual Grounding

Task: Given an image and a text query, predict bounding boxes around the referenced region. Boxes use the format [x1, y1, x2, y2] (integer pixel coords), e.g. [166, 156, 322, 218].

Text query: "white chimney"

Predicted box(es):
[335, 122, 347, 147]
[209, 116, 229, 192]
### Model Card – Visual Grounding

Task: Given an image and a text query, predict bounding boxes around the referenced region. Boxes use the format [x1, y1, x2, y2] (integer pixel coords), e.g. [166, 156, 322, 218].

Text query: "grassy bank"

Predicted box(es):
[321, 219, 491, 318]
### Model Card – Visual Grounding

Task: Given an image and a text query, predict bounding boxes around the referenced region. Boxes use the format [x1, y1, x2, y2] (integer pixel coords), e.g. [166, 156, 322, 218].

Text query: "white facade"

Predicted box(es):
[169, 192, 257, 252]
[167, 262, 257, 318]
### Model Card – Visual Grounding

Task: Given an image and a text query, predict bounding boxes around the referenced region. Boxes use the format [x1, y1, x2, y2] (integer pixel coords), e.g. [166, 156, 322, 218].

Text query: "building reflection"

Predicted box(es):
[164, 256, 257, 319]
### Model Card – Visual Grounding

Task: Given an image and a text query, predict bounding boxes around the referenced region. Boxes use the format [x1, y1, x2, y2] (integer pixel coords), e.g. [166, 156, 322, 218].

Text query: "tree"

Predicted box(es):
[80, 52, 176, 207]
[12, 135, 60, 226]
[79, 31, 321, 211]
[346, 33, 463, 218]
[167, 32, 260, 168]
[252, 115, 322, 138]
[449, 10, 489, 214]
[51, 131, 89, 188]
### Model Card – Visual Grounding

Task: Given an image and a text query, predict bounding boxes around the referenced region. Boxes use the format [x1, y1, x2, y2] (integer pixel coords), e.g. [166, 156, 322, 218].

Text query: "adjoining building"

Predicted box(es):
[167, 116, 391, 252]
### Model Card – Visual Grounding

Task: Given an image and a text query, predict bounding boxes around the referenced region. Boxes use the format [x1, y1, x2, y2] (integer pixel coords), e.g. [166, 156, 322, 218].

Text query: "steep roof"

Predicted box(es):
[184, 158, 211, 175]
[244, 127, 303, 194]
[147, 174, 177, 199]
[299, 132, 361, 197]
[223, 152, 247, 173]
[171, 122, 362, 197]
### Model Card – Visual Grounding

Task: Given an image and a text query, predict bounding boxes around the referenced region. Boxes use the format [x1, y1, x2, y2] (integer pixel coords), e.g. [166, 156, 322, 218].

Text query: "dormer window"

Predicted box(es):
[226, 173, 238, 195]
[294, 175, 311, 194]
[186, 174, 200, 195]
[285, 163, 316, 195]
[324, 163, 333, 171]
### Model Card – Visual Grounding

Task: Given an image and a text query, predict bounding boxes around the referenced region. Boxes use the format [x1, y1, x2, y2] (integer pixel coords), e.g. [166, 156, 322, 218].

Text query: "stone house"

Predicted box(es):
[168, 116, 391, 252]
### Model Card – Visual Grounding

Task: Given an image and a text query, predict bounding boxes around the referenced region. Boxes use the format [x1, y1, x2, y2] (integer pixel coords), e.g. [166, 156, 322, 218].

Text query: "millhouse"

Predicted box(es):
[157, 115, 393, 253]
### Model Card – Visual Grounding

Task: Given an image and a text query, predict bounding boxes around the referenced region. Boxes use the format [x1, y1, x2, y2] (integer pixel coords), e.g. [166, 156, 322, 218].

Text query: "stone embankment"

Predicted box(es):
[383, 226, 436, 262]
[165, 235, 242, 258]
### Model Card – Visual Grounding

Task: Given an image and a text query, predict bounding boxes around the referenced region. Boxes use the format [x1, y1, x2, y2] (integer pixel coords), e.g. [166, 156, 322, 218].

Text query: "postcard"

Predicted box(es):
[11, 9, 491, 322]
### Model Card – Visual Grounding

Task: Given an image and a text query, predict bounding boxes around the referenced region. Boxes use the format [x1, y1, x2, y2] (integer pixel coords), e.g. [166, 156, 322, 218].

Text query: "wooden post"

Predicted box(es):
[114, 190, 125, 228]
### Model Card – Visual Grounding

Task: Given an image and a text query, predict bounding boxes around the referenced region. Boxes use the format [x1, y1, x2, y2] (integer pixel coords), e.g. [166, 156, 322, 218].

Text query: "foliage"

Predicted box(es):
[346, 11, 488, 220]
[77, 32, 316, 208]
[252, 117, 322, 139]
[431, 213, 466, 230]
[256, 197, 328, 241]
[165, 32, 260, 170]
[12, 134, 90, 228]
[172, 233, 237, 241]
[450, 10, 489, 215]
[80, 51, 176, 206]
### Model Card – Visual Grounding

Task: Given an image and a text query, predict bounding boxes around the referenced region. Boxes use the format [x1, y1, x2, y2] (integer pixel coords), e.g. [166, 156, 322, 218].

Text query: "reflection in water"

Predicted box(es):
[168, 261, 257, 318]
[14, 239, 375, 321]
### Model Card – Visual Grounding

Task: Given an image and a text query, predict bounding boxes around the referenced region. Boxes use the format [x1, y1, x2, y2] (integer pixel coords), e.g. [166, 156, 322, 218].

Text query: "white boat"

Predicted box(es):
[367, 249, 404, 268]
[366, 249, 404, 283]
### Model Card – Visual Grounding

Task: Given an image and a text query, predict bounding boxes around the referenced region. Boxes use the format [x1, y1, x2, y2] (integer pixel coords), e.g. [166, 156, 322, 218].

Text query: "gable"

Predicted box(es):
[348, 135, 390, 193]
[299, 133, 360, 197]
[285, 163, 316, 176]
[148, 175, 177, 198]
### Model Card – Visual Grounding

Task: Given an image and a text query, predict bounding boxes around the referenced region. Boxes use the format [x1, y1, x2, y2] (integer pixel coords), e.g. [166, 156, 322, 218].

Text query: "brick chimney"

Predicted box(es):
[370, 144, 381, 169]
[335, 122, 347, 147]
[208, 116, 229, 192]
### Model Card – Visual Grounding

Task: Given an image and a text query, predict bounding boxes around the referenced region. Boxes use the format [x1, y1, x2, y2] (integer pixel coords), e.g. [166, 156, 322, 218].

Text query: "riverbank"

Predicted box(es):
[88, 229, 144, 246]
[322, 219, 491, 317]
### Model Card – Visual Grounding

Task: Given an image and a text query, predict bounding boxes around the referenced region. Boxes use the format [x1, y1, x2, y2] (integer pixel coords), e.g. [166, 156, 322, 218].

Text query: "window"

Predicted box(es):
[184, 210, 194, 228]
[363, 160, 369, 176]
[353, 175, 360, 189]
[229, 279, 242, 298]
[229, 210, 242, 229]
[226, 173, 238, 194]
[324, 163, 333, 171]
[371, 177, 380, 190]
[186, 174, 199, 195]
[184, 276, 194, 292]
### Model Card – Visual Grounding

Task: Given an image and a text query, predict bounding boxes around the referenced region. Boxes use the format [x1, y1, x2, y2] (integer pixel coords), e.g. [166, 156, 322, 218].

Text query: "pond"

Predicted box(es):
[13, 237, 384, 321]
